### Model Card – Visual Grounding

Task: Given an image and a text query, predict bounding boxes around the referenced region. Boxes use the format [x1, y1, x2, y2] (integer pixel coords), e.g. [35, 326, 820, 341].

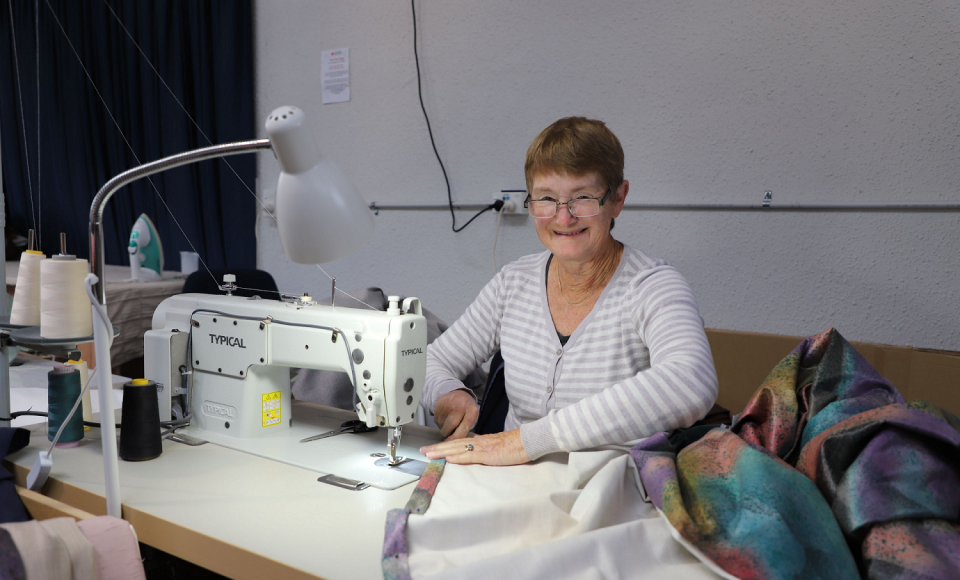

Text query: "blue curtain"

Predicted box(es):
[0, 0, 255, 271]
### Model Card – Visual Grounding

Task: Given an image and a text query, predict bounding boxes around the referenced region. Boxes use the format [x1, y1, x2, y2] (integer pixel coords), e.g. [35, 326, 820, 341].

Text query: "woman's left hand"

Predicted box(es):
[420, 429, 531, 466]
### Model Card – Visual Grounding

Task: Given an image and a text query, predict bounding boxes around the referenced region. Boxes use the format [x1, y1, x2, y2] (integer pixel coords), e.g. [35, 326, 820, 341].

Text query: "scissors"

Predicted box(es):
[300, 420, 378, 443]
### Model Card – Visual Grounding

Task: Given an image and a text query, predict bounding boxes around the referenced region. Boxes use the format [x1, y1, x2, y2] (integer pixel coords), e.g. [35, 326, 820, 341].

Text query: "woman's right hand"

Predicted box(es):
[434, 389, 479, 441]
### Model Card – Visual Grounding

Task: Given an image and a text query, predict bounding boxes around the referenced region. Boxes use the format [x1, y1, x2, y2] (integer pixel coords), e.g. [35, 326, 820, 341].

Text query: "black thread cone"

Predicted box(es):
[119, 380, 163, 461]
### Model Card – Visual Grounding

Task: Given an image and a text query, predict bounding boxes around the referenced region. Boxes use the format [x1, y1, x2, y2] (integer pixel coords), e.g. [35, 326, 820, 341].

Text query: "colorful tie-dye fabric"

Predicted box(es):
[633, 328, 960, 579]
[383, 459, 446, 580]
[631, 428, 860, 578]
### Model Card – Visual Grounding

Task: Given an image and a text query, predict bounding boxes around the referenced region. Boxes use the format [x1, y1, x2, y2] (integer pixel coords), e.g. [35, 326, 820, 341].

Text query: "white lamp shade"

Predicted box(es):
[266, 106, 375, 264]
[275, 159, 375, 263]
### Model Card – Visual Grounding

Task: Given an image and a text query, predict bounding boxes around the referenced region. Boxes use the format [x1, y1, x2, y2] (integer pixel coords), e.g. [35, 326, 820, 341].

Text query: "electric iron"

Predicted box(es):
[128, 213, 164, 281]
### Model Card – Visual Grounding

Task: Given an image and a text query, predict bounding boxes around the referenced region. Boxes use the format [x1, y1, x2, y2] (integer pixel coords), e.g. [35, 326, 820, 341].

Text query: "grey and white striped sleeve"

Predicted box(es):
[519, 266, 718, 459]
[422, 272, 504, 412]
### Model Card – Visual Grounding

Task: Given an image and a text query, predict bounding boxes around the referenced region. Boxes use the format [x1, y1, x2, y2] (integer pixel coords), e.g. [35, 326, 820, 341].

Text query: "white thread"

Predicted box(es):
[7, 1, 38, 242]
[36, 0, 41, 249]
[67, 359, 92, 422]
[10, 253, 46, 326]
[313, 264, 380, 311]
[40, 258, 93, 339]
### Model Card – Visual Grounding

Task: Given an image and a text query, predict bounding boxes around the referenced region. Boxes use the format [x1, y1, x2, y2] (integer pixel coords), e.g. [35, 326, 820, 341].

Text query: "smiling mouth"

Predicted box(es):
[554, 228, 587, 236]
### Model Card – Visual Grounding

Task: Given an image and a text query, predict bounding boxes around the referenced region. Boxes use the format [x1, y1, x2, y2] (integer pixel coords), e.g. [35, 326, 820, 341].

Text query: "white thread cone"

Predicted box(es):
[40, 258, 93, 339]
[10, 252, 46, 326]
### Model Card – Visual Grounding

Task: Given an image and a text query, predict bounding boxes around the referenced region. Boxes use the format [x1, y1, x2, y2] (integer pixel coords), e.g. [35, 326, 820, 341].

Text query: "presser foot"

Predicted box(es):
[375, 424, 428, 477]
[386, 425, 403, 465]
[373, 456, 427, 477]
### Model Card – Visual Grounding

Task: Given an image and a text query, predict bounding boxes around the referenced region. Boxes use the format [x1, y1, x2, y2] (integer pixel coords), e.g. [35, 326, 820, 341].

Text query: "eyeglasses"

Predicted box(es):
[524, 188, 612, 218]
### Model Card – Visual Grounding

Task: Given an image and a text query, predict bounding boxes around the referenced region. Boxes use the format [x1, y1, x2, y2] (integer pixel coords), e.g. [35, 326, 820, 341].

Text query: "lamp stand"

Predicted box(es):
[86, 137, 271, 517]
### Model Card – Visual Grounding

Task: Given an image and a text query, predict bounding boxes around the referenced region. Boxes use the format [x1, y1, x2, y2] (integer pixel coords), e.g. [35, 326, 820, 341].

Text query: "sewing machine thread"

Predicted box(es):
[47, 366, 84, 447]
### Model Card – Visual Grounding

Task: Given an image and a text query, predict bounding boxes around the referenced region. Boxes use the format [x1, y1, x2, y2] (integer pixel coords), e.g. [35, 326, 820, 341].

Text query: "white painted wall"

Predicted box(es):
[255, 0, 960, 351]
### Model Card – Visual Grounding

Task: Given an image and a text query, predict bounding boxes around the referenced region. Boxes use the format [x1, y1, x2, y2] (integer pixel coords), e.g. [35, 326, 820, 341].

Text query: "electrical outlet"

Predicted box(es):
[494, 190, 525, 214]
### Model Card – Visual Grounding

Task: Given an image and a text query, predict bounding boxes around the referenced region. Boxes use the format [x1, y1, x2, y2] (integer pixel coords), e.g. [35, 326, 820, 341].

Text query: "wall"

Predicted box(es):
[255, 0, 960, 351]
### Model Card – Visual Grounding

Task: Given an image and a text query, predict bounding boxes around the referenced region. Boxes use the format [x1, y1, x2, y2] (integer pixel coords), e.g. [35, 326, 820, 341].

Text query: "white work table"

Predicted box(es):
[6, 402, 441, 580]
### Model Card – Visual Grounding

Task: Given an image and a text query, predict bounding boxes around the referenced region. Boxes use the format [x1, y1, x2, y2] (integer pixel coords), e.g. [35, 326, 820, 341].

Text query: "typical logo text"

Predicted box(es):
[202, 401, 236, 419]
[210, 334, 247, 348]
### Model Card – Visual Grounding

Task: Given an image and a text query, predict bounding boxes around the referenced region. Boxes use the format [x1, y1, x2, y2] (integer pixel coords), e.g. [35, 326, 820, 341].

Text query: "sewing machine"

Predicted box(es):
[143, 291, 427, 474]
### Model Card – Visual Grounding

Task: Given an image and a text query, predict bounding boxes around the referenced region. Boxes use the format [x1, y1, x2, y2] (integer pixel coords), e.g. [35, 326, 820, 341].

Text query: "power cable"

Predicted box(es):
[410, 0, 499, 232]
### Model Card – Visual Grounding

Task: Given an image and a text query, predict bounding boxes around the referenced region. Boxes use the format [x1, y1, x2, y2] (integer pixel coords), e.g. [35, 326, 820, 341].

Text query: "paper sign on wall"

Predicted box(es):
[322, 48, 350, 104]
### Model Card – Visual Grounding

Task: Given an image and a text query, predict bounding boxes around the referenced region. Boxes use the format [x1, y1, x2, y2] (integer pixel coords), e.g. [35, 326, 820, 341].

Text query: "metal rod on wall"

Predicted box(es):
[369, 203, 491, 215]
[369, 201, 960, 214]
[620, 202, 960, 213]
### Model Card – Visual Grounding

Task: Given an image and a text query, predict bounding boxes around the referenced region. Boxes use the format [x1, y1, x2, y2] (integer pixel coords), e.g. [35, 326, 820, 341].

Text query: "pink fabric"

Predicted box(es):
[77, 516, 146, 580]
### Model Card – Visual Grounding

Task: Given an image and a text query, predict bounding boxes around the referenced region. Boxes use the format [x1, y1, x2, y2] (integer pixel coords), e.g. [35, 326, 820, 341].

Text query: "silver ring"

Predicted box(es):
[465, 444, 474, 452]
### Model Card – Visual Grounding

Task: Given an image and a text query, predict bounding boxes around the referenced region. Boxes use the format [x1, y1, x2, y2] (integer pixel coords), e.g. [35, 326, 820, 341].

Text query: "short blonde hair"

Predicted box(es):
[524, 117, 624, 194]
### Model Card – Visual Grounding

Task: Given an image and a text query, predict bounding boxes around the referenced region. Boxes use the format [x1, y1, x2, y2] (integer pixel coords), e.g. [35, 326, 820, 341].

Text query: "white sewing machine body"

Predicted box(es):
[144, 293, 427, 444]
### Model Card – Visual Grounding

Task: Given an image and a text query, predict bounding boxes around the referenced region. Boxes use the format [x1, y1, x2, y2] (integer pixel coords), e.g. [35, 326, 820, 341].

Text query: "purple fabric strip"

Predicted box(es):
[382, 459, 446, 580]
[382, 509, 412, 580]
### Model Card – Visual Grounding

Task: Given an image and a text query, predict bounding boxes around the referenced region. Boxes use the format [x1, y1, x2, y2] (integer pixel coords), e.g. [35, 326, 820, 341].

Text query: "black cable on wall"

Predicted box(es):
[410, 0, 500, 232]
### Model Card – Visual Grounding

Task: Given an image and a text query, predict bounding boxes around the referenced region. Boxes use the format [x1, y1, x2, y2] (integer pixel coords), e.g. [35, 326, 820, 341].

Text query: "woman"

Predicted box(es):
[420, 117, 718, 466]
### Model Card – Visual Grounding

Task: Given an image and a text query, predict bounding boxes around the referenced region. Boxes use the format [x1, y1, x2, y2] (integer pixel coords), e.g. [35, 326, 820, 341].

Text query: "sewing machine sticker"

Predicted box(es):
[262, 391, 282, 427]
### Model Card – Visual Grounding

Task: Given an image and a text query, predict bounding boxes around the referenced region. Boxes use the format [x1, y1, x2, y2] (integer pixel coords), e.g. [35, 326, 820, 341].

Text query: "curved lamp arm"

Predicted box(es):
[89, 105, 375, 304]
[84, 138, 272, 518]
[87, 138, 272, 304]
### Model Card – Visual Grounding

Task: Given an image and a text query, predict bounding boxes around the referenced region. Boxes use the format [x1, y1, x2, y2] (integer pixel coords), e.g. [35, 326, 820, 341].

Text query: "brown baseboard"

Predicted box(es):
[705, 328, 960, 417]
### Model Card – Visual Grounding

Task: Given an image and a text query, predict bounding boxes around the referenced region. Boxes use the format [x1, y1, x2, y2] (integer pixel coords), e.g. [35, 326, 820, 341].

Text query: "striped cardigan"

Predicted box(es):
[423, 244, 718, 460]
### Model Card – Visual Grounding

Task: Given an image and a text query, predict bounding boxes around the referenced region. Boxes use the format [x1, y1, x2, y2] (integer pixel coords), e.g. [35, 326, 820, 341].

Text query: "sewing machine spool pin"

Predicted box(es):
[220, 274, 237, 296]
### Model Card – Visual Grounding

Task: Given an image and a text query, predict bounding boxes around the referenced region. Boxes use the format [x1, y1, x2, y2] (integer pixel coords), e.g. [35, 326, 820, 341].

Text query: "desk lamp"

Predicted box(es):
[84, 106, 375, 517]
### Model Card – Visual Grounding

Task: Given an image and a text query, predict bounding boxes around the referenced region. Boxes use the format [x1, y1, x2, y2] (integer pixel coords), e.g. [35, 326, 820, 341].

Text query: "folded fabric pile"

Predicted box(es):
[0, 515, 146, 580]
[1, 426, 146, 580]
[631, 328, 960, 579]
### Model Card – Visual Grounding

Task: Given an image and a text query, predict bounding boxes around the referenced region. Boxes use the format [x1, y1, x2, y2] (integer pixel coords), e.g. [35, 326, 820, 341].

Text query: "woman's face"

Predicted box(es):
[529, 171, 627, 265]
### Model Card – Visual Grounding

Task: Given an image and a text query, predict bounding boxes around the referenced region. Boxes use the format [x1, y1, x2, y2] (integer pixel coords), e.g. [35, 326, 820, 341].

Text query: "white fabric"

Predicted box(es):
[406, 450, 721, 580]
